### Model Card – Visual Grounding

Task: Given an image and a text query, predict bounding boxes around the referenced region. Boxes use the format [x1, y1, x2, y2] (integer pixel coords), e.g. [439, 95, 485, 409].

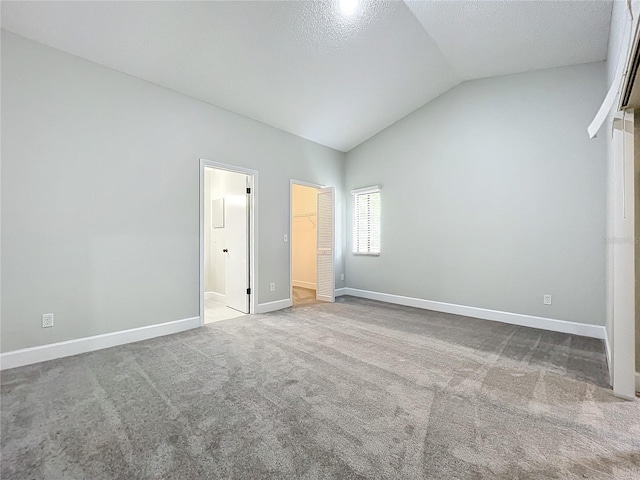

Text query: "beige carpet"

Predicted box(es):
[2, 296, 639, 479]
[292, 286, 321, 306]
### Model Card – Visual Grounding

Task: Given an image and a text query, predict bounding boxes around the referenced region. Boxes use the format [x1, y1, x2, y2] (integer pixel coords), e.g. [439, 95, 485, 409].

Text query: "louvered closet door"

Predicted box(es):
[316, 187, 335, 302]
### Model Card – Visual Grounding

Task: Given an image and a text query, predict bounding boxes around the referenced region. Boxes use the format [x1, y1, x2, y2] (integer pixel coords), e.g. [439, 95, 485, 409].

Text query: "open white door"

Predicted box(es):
[224, 174, 250, 313]
[316, 187, 335, 302]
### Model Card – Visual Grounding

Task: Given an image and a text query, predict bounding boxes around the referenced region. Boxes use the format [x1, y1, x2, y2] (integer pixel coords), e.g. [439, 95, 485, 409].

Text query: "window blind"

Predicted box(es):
[352, 186, 380, 255]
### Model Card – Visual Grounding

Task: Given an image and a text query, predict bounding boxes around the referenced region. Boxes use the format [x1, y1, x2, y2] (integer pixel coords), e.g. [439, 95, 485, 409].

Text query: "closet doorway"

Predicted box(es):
[290, 180, 335, 306]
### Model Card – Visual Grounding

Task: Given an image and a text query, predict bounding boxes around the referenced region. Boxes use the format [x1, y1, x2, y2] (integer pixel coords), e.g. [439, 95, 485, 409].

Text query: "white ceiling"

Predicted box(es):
[405, 0, 614, 80]
[1, 1, 613, 152]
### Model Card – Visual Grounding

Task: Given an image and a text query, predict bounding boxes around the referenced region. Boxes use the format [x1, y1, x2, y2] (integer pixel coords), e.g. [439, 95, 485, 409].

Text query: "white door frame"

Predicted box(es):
[610, 112, 636, 399]
[289, 179, 329, 301]
[200, 159, 258, 325]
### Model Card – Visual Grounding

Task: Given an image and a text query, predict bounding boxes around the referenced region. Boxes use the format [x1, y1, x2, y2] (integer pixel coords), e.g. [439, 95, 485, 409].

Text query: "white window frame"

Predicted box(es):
[351, 185, 381, 256]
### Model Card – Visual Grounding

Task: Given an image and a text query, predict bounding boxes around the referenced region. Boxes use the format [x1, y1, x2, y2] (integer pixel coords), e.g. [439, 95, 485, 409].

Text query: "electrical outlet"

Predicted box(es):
[283, 234, 288, 242]
[269, 282, 276, 292]
[543, 295, 552, 305]
[341, 273, 345, 281]
[42, 313, 54, 328]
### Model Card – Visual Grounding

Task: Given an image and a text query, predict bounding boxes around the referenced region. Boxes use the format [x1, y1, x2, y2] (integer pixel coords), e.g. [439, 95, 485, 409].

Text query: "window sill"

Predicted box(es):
[352, 252, 380, 256]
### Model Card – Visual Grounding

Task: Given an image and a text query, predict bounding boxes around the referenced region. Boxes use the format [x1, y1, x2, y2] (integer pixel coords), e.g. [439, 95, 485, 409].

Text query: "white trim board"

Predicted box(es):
[0, 316, 201, 371]
[335, 288, 346, 297]
[292, 280, 317, 290]
[604, 328, 612, 387]
[342, 288, 606, 339]
[204, 291, 225, 302]
[257, 298, 293, 314]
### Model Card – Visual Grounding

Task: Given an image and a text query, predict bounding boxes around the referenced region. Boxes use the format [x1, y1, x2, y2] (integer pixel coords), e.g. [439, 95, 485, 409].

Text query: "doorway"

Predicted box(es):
[290, 180, 335, 306]
[200, 160, 257, 325]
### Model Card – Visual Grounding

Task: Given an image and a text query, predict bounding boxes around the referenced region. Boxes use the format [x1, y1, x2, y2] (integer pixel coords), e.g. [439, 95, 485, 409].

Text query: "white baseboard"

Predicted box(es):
[342, 288, 606, 339]
[257, 298, 293, 314]
[292, 280, 317, 290]
[335, 288, 346, 297]
[0, 316, 201, 371]
[204, 291, 225, 302]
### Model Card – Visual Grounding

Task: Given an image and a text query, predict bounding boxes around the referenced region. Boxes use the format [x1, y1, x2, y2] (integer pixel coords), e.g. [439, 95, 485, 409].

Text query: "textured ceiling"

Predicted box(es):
[405, 0, 614, 80]
[1, 1, 612, 152]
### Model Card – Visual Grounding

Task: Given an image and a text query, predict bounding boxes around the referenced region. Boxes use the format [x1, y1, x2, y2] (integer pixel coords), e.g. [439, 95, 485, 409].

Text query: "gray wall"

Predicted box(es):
[345, 62, 607, 326]
[1, 31, 345, 352]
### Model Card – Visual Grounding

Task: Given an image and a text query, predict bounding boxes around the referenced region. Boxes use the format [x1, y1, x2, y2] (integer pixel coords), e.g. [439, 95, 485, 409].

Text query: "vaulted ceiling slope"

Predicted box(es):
[1, 1, 613, 152]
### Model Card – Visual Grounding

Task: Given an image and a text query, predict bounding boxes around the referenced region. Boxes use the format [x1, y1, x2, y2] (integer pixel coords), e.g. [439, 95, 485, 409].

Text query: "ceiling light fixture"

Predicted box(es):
[339, 0, 359, 16]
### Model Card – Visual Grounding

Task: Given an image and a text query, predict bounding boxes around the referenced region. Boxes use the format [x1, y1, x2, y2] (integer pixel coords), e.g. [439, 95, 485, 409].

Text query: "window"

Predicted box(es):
[352, 186, 381, 255]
